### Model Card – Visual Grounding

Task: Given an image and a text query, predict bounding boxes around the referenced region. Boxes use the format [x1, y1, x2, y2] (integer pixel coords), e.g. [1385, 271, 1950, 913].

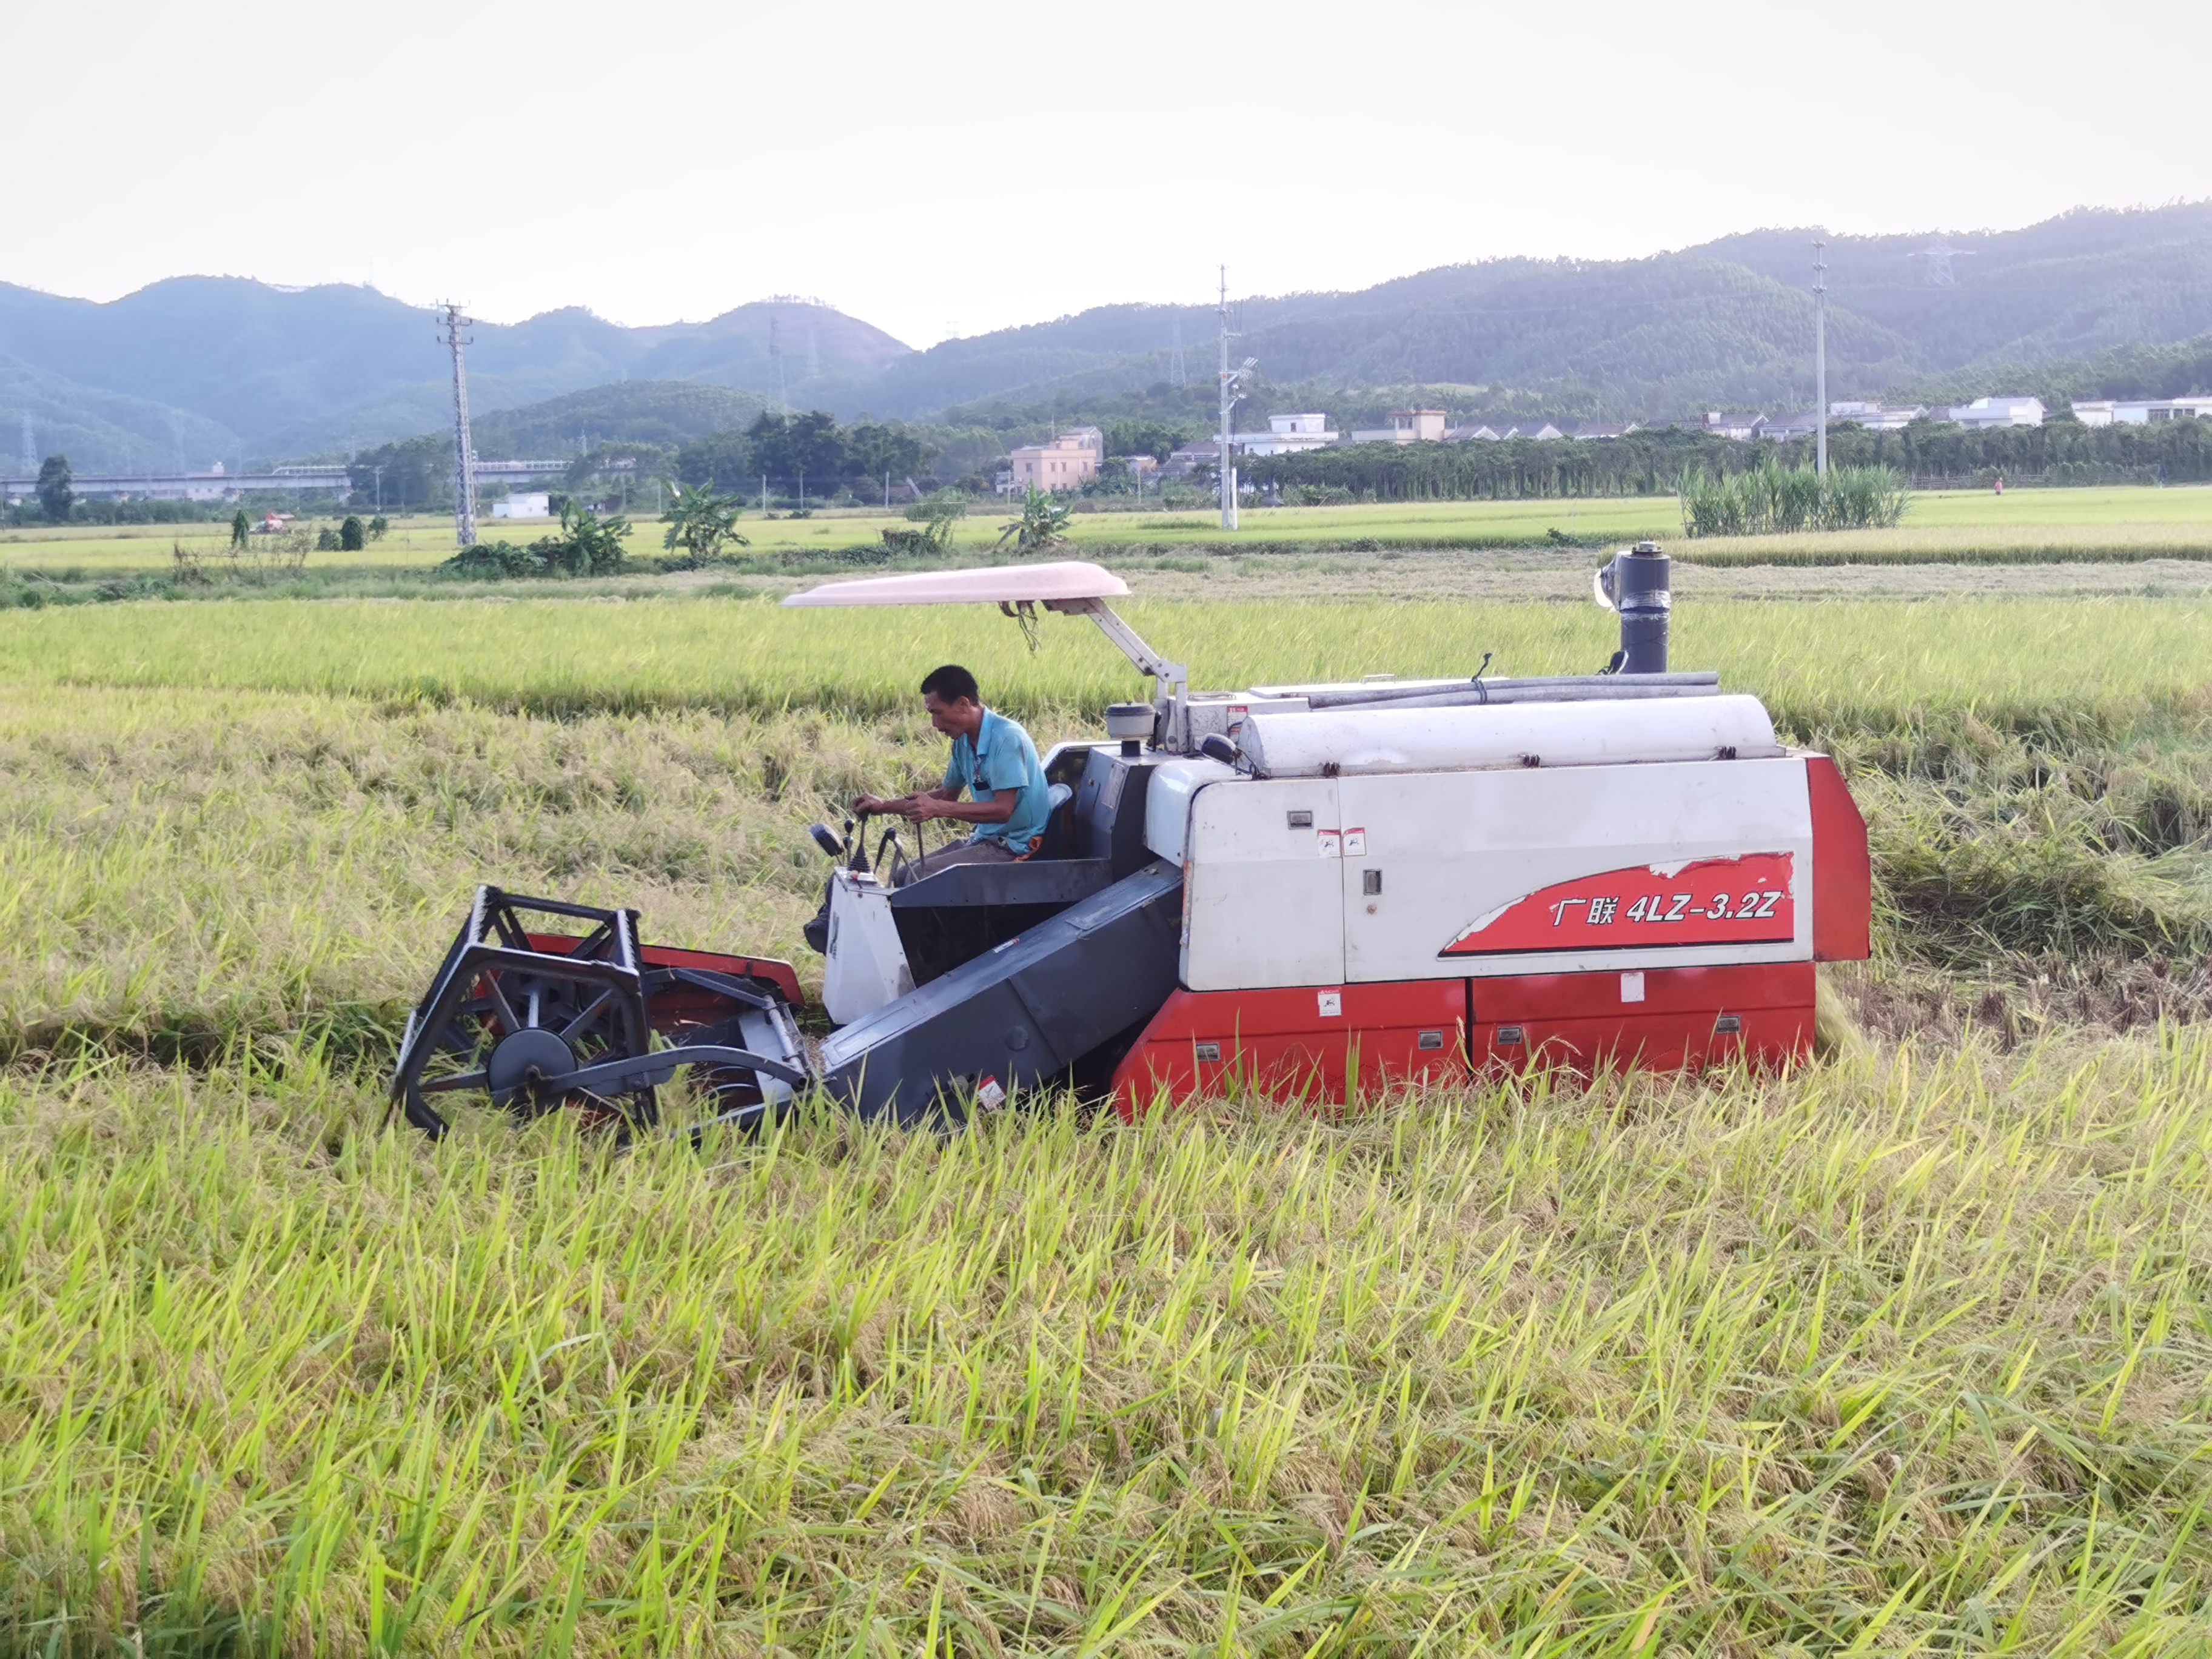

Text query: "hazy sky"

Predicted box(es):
[11, 0, 2208, 346]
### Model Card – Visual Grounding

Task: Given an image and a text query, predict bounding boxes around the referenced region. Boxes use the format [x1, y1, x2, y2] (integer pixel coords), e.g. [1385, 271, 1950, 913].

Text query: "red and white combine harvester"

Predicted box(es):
[392, 544, 1870, 1137]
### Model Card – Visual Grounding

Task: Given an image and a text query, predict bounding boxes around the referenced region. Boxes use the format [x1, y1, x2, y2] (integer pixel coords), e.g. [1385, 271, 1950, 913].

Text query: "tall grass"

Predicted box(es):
[8, 1036, 2212, 1653]
[1680, 460, 1910, 538]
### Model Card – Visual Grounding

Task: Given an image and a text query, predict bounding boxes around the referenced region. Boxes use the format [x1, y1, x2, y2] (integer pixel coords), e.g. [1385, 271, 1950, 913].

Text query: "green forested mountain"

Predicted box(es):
[3, 203, 2210, 472]
[0, 283, 900, 470]
[865, 204, 2212, 424]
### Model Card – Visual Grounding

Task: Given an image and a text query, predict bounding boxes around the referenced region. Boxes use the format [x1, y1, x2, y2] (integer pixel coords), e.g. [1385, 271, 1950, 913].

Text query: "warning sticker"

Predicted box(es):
[1439, 853, 1795, 956]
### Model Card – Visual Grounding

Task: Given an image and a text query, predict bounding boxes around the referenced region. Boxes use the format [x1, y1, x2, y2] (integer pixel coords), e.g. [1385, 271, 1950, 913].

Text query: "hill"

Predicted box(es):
[0, 282, 905, 469]
[3, 204, 2210, 469]
[876, 204, 2212, 424]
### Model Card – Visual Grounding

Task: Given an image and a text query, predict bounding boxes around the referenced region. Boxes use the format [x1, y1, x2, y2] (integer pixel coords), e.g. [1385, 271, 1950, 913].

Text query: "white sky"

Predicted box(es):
[10, 0, 2209, 347]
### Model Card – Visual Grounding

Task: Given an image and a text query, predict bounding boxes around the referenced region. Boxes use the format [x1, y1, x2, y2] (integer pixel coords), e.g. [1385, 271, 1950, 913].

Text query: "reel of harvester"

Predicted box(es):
[390, 887, 813, 1140]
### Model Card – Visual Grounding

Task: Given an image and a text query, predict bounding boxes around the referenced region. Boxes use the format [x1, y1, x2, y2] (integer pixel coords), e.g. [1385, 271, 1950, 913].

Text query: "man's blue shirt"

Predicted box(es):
[943, 708, 1050, 853]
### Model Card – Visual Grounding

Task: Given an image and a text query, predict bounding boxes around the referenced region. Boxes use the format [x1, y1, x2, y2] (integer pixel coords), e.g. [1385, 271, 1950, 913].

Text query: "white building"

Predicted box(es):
[491, 492, 552, 518]
[1828, 401, 1928, 432]
[2105, 397, 2212, 425]
[1947, 396, 2045, 429]
[1235, 412, 1338, 456]
[1703, 412, 1765, 441]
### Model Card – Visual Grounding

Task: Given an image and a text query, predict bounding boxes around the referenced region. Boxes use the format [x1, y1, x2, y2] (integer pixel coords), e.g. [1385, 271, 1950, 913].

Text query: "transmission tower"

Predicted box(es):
[806, 318, 821, 382]
[1168, 317, 1187, 387]
[437, 303, 479, 547]
[18, 412, 33, 476]
[769, 314, 789, 412]
[1909, 239, 1973, 288]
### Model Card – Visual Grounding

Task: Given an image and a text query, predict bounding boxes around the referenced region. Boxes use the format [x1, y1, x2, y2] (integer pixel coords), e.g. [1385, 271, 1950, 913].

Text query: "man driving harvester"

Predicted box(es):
[853, 664, 1050, 886]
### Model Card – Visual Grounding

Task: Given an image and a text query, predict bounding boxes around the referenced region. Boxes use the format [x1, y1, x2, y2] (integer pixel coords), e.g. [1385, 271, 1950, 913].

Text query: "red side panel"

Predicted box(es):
[1113, 964, 1814, 1116]
[1806, 754, 1872, 962]
[526, 931, 805, 1012]
[1111, 980, 1467, 1119]
[1473, 962, 1813, 1077]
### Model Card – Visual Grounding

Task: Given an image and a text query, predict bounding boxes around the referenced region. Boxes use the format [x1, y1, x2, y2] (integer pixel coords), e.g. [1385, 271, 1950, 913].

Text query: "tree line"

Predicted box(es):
[674, 414, 938, 496]
[1237, 417, 2212, 502]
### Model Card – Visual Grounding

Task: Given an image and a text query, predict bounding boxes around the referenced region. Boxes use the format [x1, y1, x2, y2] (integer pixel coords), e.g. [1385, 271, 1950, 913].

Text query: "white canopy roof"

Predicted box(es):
[782, 560, 1129, 608]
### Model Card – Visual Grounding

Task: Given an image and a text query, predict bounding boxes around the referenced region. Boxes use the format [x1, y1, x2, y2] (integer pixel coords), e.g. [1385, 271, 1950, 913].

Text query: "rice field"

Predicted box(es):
[8, 587, 2212, 1652]
[7, 484, 2212, 577]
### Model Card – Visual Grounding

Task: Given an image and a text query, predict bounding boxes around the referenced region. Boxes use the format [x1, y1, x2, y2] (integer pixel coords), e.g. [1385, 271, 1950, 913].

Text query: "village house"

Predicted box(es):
[1946, 395, 2045, 429]
[1005, 427, 1104, 492]
[1349, 408, 1447, 444]
[1233, 412, 1339, 456]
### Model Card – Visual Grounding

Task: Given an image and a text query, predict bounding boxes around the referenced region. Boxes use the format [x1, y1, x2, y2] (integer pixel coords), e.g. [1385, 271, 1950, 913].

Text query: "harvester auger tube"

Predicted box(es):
[390, 886, 811, 1140]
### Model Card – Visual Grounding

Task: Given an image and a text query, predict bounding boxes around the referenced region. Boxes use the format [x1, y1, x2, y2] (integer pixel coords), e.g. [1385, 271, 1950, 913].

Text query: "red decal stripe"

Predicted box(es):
[1440, 853, 1795, 956]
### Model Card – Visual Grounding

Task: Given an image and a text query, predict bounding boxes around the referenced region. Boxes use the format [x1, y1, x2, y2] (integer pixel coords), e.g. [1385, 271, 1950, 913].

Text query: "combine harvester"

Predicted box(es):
[391, 545, 1869, 1137]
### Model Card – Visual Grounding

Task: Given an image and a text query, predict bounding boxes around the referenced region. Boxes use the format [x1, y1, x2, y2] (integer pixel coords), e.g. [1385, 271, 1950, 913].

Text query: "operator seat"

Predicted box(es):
[1035, 782, 1077, 859]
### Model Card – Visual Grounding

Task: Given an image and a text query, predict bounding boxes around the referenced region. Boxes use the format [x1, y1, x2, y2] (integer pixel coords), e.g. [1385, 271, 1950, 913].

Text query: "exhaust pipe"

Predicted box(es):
[1595, 540, 1670, 674]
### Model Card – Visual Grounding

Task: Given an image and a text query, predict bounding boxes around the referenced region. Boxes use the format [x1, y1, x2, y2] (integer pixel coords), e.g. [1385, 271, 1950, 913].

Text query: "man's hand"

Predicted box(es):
[904, 794, 952, 823]
[852, 793, 901, 817]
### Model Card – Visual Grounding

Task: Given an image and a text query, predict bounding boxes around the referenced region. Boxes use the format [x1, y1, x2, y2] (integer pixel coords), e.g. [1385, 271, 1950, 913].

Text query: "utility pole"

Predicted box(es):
[437, 303, 479, 546]
[1216, 266, 1254, 532]
[1812, 240, 1828, 477]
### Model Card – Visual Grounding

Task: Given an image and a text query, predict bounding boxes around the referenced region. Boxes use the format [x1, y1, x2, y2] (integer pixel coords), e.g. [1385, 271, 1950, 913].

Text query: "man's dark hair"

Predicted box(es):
[919, 663, 980, 705]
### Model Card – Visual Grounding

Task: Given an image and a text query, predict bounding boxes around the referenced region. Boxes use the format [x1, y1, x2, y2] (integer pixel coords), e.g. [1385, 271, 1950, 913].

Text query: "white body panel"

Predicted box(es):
[1239, 695, 1780, 779]
[1176, 755, 1814, 989]
[1145, 757, 1238, 862]
[1180, 777, 1344, 990]
[821, 871, 914, 1024]
[1337, 757, 1813, 980]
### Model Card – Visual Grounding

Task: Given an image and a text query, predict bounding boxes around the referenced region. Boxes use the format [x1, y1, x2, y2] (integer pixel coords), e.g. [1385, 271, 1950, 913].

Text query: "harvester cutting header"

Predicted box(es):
[391, 543, 1870, 1138]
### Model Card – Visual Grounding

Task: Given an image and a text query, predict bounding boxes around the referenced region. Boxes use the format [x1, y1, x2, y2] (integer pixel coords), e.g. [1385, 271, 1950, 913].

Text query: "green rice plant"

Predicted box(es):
[1679, 459, 1910, 538]
[2, 593, 2210, 736]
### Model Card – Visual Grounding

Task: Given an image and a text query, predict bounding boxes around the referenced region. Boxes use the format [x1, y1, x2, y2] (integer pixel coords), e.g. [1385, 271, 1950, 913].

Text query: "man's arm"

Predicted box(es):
[853, 785, 960, 816]
[906, 791, 1014, 825]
